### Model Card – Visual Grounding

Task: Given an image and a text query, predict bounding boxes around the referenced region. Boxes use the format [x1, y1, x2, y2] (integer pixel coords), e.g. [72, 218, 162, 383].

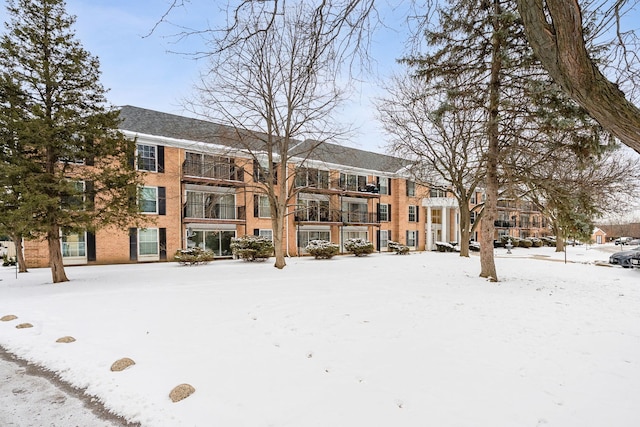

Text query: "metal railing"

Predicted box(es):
[183, 160, 244, 182]
[184, 202, 246, 220]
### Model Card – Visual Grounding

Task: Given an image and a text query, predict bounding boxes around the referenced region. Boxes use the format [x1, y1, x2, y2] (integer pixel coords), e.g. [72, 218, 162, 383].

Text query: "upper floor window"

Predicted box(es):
[406, 180, 416, 197]
[378, 203, 390, 222]
[295, 168, 329, 189]
[408, 205, 419, 222]
[139, 187, 158, 214]
[340, 173, 367, 192]
[378, 177, 390, 195]
[430, 188, 447, 198]
[61, 180, 85, 210]
[137, 144, 157, 171]
[255, 195, 271, 218]
[185, 152, 240, 181]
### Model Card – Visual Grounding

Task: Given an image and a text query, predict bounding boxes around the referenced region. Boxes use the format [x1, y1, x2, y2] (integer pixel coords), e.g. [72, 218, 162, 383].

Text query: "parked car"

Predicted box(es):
[615, 237, 633, 245]
[609, 246, 640, 268]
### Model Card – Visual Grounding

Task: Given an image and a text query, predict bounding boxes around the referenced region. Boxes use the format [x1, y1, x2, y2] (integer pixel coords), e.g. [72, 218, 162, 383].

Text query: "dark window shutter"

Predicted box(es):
[87, 231, 96, 262]
[254, 195, 259, 217]
[416, 232, 419, 249]
[388, 180, 391, 196]
[376, 203, 380, 221]
[405, 230, 409, 245]
[158, 187, 166, 215]
[388, 204, 391, 222]
[85, 154, 94, 166]
[416, 207, 420, 222]
[129, 228, 137, 261]
[376, 230, 380, 251]
[85, 180, 95, 210]
[157, 145, 165, 173]
[253, 228, 260, 236]
[159, 228, 167, 260]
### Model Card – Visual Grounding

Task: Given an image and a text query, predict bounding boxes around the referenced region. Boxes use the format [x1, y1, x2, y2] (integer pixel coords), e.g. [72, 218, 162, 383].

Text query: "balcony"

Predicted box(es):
[183, 202, 246, 221]
[182, 160, 245, 185]
[294, 208, 379, 224]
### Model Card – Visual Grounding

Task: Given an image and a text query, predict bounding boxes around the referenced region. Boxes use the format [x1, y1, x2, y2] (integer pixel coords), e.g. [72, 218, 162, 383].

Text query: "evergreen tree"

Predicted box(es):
[0, 0, 143, 283]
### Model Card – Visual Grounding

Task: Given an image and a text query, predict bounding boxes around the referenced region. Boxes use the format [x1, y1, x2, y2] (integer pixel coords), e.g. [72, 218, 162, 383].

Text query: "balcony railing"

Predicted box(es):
[294, 208, 379, 224]
[184, 202, 246, 221]
[183, 160, 244, 182]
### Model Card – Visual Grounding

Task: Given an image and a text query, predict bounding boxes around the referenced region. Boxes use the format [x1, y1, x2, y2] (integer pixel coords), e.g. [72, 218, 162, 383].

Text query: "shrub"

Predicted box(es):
[344, 238, 374, 256]
[230, 235, 274, 261]
[388, 241, 410, 255]
[2, 254, 17, 266]
[174, 247, 215, 265]
[520, 238, 533, 248]
[305, 240, 340, 259]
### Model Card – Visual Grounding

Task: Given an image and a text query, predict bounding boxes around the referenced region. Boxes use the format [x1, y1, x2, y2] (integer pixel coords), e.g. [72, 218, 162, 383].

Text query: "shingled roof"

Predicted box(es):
[118, 105, 410, 174]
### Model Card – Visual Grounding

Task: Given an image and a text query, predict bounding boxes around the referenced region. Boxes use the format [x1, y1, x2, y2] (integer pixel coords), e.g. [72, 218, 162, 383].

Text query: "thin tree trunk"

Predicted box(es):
[10, 233, 27, 273]
[47, 225, 68, 283]
[479, 0, 503, 282]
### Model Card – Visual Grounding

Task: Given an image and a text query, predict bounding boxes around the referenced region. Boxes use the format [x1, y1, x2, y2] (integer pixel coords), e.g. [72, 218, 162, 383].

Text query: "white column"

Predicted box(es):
[442, 206, 448, 243]
[426, 206, 433, 251]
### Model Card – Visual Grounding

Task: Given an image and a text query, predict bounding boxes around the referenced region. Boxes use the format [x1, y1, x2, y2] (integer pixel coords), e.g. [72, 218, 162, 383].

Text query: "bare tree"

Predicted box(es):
[377, 73, 486, 257]
[186, 3, 352, 269]
[517, 0, 640, 153]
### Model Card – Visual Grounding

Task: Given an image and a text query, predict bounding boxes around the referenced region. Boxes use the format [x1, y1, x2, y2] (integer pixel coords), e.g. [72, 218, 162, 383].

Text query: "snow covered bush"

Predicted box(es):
[230, 235, 274, 261]
[305, 240, 340, 259]
[388, 241, 410, 255]
[344, 238, 374, 256]
[174, 248, 215, 265]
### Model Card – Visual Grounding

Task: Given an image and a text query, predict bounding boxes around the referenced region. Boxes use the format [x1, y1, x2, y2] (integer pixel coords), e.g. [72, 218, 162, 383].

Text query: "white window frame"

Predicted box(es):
[407, 230, 417, 247]
[61, 230, 87, 265]
[137, 144, 157, 172]
[258, 195, 271, 218]
[138, 228, 159, 261]
[408, 205, 417, 222]
[379, 203, 390, 222]
[378, 177, 389, 195]
[258, 229, 273, 241]
[380, 230, 391, 251]
[139, 186, 158, 214]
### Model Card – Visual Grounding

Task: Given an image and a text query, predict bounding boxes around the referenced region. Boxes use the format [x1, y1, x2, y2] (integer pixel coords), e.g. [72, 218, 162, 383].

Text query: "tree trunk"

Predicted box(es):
[458, 203, 471, 257]
[47, 225, 69, 283]
[479, 0, 503, 282]
[272, 198, 287, 270]
[517, 0, 640, 154]
[10, 233, 27, 273]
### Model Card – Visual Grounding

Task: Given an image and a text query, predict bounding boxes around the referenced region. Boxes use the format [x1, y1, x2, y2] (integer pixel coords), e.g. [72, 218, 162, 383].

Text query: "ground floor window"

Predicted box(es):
[297, 229, 330, 254]
[129, 228, 166, 262]
[255, 229, 273, 241]
[62, 231, 88, 265]
[378, 230, 391, 251]
[407, 230, 418, 248]
[187, 229, 235, 257]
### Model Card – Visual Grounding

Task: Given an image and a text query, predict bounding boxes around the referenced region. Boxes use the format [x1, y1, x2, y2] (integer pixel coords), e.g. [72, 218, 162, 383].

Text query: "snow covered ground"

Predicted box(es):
[1, 243, 639, 427]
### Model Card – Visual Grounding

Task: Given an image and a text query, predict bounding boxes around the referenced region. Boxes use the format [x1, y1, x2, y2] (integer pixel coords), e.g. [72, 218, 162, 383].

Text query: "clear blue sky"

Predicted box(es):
[1, 0, 410, 154]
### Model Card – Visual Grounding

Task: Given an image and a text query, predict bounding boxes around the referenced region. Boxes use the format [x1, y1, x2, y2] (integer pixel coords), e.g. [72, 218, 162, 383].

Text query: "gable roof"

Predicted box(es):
[117, 105, 410, 174]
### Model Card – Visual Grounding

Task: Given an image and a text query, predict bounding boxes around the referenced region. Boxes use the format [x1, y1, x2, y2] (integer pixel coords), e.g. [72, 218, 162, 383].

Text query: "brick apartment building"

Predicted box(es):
[22, 106, 549, 267]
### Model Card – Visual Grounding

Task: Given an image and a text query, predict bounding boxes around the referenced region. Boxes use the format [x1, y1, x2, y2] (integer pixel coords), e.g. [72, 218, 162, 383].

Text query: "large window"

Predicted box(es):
[298, 230, 331, 253]
[187, 229, 235, 257]
[340, 173, 367, 192]
[185, 153, 239, 180]
[430, 188, 447, 198]
[137, 144, 157, 172]
[343, 201, 369, 223]
[295, 168, 329, 189]
[139, 187, 158, 214]
[297, 196, 330, 222]
[186, 191, 236, 219]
